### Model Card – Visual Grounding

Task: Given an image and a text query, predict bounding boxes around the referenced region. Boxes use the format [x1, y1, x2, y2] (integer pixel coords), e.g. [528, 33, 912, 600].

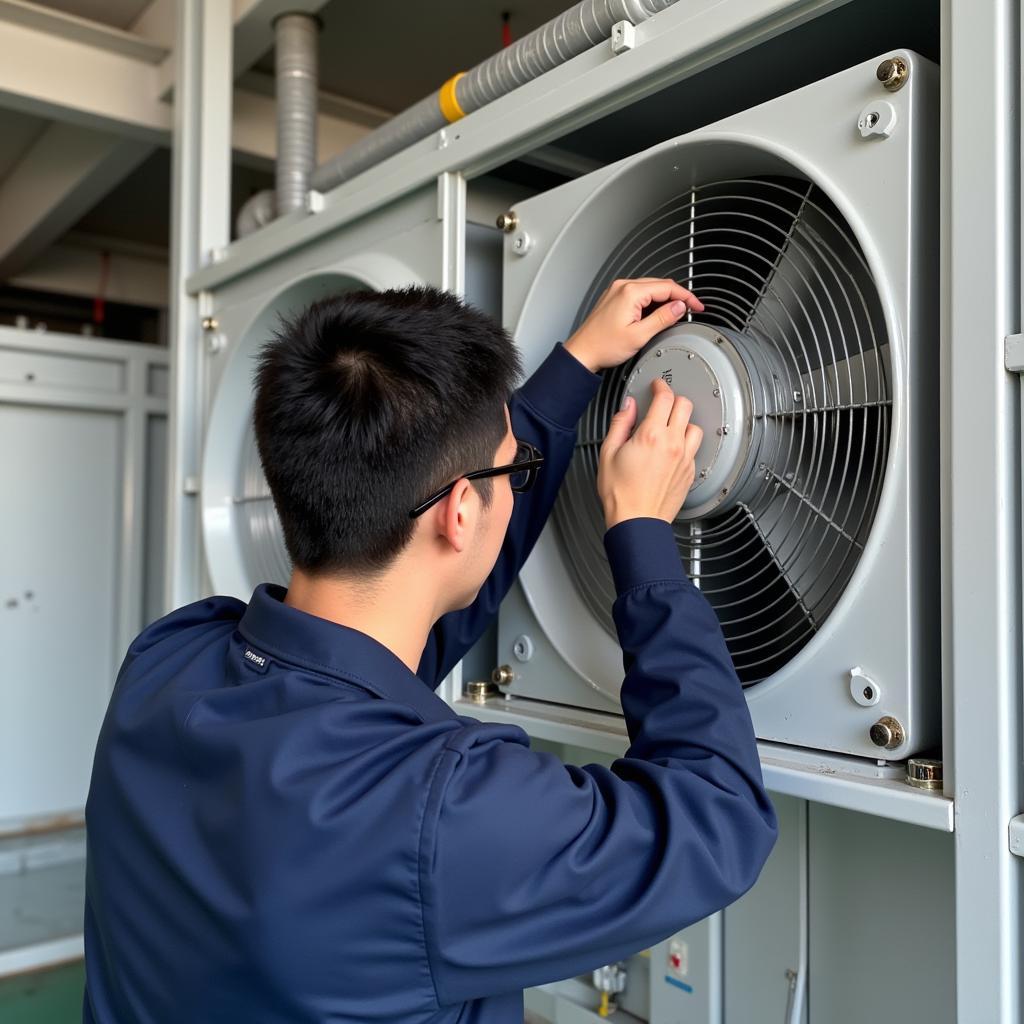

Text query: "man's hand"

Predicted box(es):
[564, 278, 705, 374]
[597, 379, 704, 529]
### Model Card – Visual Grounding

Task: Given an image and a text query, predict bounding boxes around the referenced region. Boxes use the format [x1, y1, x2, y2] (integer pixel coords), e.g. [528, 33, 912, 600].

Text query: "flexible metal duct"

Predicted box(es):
[275, 13, 319, 216]
[237, 0, 679, 235]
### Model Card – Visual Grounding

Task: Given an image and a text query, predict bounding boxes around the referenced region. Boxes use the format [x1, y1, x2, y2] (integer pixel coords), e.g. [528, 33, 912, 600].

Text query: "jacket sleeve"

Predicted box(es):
[417, 343, 600, 686]
[418, 518, 777, 1005]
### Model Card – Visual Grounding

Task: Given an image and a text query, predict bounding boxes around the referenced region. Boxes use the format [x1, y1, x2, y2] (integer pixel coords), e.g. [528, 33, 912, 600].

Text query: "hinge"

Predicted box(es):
[1008, 813, 1024, 857]
[1004, 333, 1024, 373]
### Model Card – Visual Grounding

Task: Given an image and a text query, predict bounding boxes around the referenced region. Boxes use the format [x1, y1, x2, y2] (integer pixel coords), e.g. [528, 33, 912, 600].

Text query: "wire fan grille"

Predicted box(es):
[234, 420, 291, 586]
[553, 175, 891, 685]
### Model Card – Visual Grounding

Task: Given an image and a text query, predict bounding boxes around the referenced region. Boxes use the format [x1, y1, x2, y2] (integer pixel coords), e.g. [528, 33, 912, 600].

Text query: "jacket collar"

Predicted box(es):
[238, 584, 457, 724]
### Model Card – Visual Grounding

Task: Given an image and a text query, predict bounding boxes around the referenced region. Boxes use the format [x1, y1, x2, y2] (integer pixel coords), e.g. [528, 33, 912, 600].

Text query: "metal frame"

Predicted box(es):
[170, 0, 1022, 1017]
[166, 0, 232, 611]
[945, 0, 1022, 1020]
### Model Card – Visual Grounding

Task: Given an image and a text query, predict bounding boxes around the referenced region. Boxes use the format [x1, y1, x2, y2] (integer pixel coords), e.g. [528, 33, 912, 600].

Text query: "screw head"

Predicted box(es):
[201, 316, 218, 331]
[713, 387, 720, 397]
[687, 352, 695, 360]
[656, 349, 663, 357]
[699, 469, 709, 479]
[869, 715, 905, 750]
[496, 211, 518, 232]
[876, 56, 909, 92]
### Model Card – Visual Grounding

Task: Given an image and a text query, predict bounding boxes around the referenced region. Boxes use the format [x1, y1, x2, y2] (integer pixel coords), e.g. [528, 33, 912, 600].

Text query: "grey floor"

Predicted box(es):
[0, 827, 85, 953]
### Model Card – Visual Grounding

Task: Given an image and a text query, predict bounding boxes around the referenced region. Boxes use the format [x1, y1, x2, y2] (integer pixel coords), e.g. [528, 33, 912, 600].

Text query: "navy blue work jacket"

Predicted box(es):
[84, 343, 777, 1024]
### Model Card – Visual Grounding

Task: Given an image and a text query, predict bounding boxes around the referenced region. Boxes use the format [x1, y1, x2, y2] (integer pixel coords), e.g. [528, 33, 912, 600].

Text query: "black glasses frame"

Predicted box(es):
[408, 441, 544, 518]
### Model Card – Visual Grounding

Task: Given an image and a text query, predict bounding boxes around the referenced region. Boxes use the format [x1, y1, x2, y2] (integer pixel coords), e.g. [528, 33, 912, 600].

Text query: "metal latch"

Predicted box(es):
[1004, 333, 1024, 373]
[1008, 813, 1024, 857]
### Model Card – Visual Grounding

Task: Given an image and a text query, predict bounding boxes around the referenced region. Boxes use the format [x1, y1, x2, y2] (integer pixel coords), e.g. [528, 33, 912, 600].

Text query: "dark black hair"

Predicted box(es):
[253, 286, 522, 575]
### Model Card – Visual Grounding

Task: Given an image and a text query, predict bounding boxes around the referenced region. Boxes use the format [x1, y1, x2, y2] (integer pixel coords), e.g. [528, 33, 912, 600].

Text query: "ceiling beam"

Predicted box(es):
[0, 13, 171, 139]
[0, 0, 168, 62]
[0, 124, 153, 280]
[0, 0, 379, 283]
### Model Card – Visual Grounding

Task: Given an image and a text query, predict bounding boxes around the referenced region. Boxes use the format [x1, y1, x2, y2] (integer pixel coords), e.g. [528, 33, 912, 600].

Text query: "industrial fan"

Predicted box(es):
[557, 176, 889, 686]
[498, 52, 939, 759]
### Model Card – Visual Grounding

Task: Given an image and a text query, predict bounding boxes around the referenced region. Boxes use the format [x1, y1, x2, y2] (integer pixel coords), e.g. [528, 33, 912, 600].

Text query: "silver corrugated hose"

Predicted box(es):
[238, 0, 679, 235]
[275, 12, 319, 216]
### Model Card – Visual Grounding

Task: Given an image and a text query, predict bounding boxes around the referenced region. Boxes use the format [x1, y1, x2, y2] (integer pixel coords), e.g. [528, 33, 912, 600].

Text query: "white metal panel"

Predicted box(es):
[0, 403, 122, 822]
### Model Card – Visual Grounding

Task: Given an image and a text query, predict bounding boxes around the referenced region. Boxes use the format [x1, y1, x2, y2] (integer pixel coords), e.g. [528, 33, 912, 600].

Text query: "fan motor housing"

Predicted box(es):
[499, 51, 940, 761]
[624, 323, 787, 518]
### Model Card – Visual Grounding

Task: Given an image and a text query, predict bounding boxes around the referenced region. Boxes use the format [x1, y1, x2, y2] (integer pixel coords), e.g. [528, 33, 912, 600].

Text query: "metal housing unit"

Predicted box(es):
[497, 53, 939, 761]
[198, 188, 453, 599]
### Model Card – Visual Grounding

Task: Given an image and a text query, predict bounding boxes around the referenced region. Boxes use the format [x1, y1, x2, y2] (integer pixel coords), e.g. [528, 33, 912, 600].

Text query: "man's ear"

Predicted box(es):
[436, 478, 475, 553]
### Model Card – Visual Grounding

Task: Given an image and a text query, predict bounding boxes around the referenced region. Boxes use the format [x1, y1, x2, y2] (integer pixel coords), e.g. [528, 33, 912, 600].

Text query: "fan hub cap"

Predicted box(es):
[625, 323, 757, 519]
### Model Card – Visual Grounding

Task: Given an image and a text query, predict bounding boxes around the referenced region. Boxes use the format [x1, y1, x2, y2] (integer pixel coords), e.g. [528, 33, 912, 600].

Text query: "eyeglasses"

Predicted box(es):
[408, 441, 545, 518]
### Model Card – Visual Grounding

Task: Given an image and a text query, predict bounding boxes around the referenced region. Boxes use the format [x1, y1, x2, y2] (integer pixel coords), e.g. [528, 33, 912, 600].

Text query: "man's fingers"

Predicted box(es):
[668, 394, 694, 433]
[627, 279, 705, 314]
[601, 396, 637, 460]
[643, 378, 676, 427]
[635, 299, 688, 343]
[683, 422, 704, 461]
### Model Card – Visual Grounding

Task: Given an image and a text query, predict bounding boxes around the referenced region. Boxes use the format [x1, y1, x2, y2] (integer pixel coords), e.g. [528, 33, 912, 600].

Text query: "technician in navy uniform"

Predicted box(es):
[84, 280, 777, 1023]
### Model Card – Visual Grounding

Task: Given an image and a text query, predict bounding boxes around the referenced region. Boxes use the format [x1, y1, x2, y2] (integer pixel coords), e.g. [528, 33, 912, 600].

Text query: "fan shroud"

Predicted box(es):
[555, 176, 891, 689]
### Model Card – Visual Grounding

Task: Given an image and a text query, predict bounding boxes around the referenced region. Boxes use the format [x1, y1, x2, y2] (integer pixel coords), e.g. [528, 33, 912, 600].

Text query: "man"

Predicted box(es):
[84, 279, 776, 1023]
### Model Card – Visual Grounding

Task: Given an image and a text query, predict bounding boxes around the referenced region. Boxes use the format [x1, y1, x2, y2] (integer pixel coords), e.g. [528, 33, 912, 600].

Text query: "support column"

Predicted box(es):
[946, 0, 1022, 1019]
[166, 0, 232, 610]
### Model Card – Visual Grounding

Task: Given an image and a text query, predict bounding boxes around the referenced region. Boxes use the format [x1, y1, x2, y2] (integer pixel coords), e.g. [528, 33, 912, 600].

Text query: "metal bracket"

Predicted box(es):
[1009, 815, 1024, 857]
[1004, 333, 1024, 372]
[610, 20, 636, 54]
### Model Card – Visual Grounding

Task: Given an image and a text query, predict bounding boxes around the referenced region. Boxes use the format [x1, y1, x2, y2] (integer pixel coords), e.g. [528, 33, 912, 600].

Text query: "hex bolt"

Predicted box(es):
[876, 56, 909, 92]
[466, 680, 499, 705]
[906, 758, 943, 790]
[492, 664, 515, 687]
[869, 715, 906, 750]
[496, 211, 518, 233]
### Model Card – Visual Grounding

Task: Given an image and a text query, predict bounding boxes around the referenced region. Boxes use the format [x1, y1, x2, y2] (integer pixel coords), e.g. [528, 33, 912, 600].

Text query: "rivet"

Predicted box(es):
[656, 349, 662, 357]
[687, 352, 695, 360]
[713, 388, 720, 397]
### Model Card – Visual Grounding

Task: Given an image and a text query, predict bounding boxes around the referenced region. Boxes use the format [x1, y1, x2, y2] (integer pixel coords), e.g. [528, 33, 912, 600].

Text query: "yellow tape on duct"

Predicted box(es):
[439, 72, 467, 123]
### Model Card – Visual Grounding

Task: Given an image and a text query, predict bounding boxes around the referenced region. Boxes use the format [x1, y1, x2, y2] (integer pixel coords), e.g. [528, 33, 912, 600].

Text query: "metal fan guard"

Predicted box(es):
[553, 175, 891, 686]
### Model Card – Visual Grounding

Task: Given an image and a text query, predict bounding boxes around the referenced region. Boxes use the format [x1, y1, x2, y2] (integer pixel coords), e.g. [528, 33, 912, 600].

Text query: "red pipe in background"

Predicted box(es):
[93, 251, 111, 328]
[501, 11, 512, 47]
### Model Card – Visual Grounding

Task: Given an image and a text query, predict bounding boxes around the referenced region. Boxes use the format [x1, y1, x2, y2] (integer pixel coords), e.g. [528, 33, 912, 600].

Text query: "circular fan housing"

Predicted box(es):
[202, 261, 420, 598]
[517, 148, 891, 697]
